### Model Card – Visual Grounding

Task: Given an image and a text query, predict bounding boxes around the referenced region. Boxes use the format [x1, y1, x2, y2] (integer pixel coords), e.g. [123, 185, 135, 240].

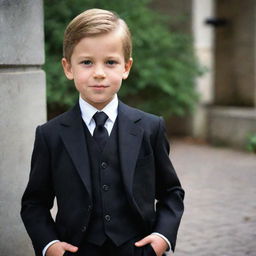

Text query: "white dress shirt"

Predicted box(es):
[79, 94, 118, 136]
[43, 94, 171, 255]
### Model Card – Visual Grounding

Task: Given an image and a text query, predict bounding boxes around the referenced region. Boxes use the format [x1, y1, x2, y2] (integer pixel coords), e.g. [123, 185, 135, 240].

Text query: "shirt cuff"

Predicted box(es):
[42, 240, 60, 256]
[151, 232, 172, 252]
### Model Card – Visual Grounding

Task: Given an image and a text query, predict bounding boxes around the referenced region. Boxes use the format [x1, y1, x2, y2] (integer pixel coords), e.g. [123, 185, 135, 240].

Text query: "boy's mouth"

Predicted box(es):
[91, 85, 109, 89]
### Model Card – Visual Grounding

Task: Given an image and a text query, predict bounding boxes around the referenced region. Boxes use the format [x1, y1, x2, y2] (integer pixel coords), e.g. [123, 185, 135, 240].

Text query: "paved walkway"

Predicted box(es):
[168, 139, 256, 256]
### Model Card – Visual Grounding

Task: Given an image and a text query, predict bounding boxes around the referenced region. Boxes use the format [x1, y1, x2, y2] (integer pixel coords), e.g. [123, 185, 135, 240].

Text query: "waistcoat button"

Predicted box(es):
[101, 162, 108, 169]
[105, 215, 111, 221]
[81, 225, 87, 232]
[102, 185, 109, 191]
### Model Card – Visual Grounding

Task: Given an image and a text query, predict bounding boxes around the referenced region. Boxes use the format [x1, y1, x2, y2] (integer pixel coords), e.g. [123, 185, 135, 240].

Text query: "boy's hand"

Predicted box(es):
[135, 234, 169, 256]
[46, 242, 78, 256]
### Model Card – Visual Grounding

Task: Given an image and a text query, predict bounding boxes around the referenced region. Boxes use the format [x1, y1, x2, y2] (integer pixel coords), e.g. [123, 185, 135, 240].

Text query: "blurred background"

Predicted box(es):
[0, 0, 255, 255]
[43, 0, 256, 152]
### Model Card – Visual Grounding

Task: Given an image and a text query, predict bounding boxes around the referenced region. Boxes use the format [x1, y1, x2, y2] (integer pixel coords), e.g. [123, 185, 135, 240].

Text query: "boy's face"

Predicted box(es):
[62, 30, 133, 109]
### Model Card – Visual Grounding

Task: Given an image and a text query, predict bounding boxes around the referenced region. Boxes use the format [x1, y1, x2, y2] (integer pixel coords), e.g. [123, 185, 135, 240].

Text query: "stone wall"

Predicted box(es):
[208, 107, 256, 148]
[0, 0, 46, 255]
[207, 0, 256, 149]
[151, 0, 192, 33]
[215, 0, 256, 106]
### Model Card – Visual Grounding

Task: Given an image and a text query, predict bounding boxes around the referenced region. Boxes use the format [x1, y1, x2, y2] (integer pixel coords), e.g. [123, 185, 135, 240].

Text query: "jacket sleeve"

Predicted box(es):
[20, 126, 58, 256]
[153, 117, 185, 251]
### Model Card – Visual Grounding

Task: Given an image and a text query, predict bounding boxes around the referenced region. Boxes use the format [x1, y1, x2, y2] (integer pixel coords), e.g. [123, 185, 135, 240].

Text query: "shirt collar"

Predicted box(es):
[79, 94, 118, 126]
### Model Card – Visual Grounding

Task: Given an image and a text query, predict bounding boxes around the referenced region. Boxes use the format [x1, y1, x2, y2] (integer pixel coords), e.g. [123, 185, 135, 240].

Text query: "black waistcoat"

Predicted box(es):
[82, 120, 143, 246]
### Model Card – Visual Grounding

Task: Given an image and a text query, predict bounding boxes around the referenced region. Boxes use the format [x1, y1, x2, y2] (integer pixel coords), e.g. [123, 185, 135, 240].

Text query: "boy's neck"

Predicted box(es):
[80, 95, 118, 111]
[79, 94, 118, 111]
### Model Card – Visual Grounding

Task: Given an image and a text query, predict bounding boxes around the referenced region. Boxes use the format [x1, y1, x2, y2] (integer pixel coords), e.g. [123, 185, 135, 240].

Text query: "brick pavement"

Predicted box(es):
[168, 140, 256, 256]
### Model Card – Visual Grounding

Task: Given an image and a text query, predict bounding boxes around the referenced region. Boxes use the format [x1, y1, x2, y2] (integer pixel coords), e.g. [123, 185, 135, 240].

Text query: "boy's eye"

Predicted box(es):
[106, 60, 117, 65]
[81, 60, 92, 65]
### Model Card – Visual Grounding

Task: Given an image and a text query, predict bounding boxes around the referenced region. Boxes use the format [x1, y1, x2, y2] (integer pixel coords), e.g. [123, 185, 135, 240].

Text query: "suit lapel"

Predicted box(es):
[118, 102, 144, 199]
[59, 104, 92, 198]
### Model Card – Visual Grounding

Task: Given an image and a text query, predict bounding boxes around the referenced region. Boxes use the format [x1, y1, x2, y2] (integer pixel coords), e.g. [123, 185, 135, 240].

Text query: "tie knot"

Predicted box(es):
[93, 112, 108, 127]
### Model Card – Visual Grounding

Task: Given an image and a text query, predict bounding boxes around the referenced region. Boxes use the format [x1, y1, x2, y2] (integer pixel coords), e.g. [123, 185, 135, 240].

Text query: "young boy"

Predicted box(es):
[21, 9, 184, 256]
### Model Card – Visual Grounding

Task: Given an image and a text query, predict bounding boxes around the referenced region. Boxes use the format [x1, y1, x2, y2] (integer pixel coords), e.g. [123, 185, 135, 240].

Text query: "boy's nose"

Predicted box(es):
[93, 65, 106, 79]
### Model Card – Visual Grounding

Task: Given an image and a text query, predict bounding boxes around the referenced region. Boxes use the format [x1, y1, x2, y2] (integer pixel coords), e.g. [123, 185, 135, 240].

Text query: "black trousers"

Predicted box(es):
[64, 236, 157, 256]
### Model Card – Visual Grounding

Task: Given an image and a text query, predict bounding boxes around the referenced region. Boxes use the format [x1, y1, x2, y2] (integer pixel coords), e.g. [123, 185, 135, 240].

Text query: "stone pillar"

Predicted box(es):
[191, 0, 215, 138]
[0, 1, 46, 255]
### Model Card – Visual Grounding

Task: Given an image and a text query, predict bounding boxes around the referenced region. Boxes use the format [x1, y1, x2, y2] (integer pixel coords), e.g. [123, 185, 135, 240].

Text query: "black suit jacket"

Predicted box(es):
[21, 101, 184, 255]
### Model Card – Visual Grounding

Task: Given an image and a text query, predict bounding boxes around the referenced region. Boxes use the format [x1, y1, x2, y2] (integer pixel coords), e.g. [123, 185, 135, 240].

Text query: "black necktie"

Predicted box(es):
[93, 112, 109, 151]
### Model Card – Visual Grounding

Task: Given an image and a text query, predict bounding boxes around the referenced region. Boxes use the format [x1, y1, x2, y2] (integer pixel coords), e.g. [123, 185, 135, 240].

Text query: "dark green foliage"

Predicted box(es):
[44, 0, 201, 117]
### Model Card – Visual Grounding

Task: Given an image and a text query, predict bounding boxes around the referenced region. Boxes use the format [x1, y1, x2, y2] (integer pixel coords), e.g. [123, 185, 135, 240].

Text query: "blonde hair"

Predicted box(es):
[63, 8, 132, 62]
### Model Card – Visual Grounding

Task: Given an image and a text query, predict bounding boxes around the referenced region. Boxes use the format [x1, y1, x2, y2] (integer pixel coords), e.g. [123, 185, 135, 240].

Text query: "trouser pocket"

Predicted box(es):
[144, 244, 157, 256]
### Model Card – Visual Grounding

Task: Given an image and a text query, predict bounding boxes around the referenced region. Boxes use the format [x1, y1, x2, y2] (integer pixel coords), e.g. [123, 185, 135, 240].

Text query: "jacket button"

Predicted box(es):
[102, 185, 109, 191]
[101, 162, 108, 169]
[81, 225, 87, 232]
[105, 215, 111, 221]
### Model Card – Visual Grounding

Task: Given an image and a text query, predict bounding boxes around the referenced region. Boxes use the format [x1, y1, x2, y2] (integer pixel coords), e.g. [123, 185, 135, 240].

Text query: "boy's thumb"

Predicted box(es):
[135, 236, 150, 247]
[62, 242, 79, 252]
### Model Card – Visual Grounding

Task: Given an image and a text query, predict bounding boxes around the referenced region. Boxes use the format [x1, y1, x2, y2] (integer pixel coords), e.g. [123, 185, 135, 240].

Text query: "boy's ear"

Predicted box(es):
[62, 58, 74, 80]
[122, 58, 133, 80]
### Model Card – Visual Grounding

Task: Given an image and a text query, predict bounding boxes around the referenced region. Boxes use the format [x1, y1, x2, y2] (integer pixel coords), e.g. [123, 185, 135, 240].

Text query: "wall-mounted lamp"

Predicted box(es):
[205, 18, 228, 27]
